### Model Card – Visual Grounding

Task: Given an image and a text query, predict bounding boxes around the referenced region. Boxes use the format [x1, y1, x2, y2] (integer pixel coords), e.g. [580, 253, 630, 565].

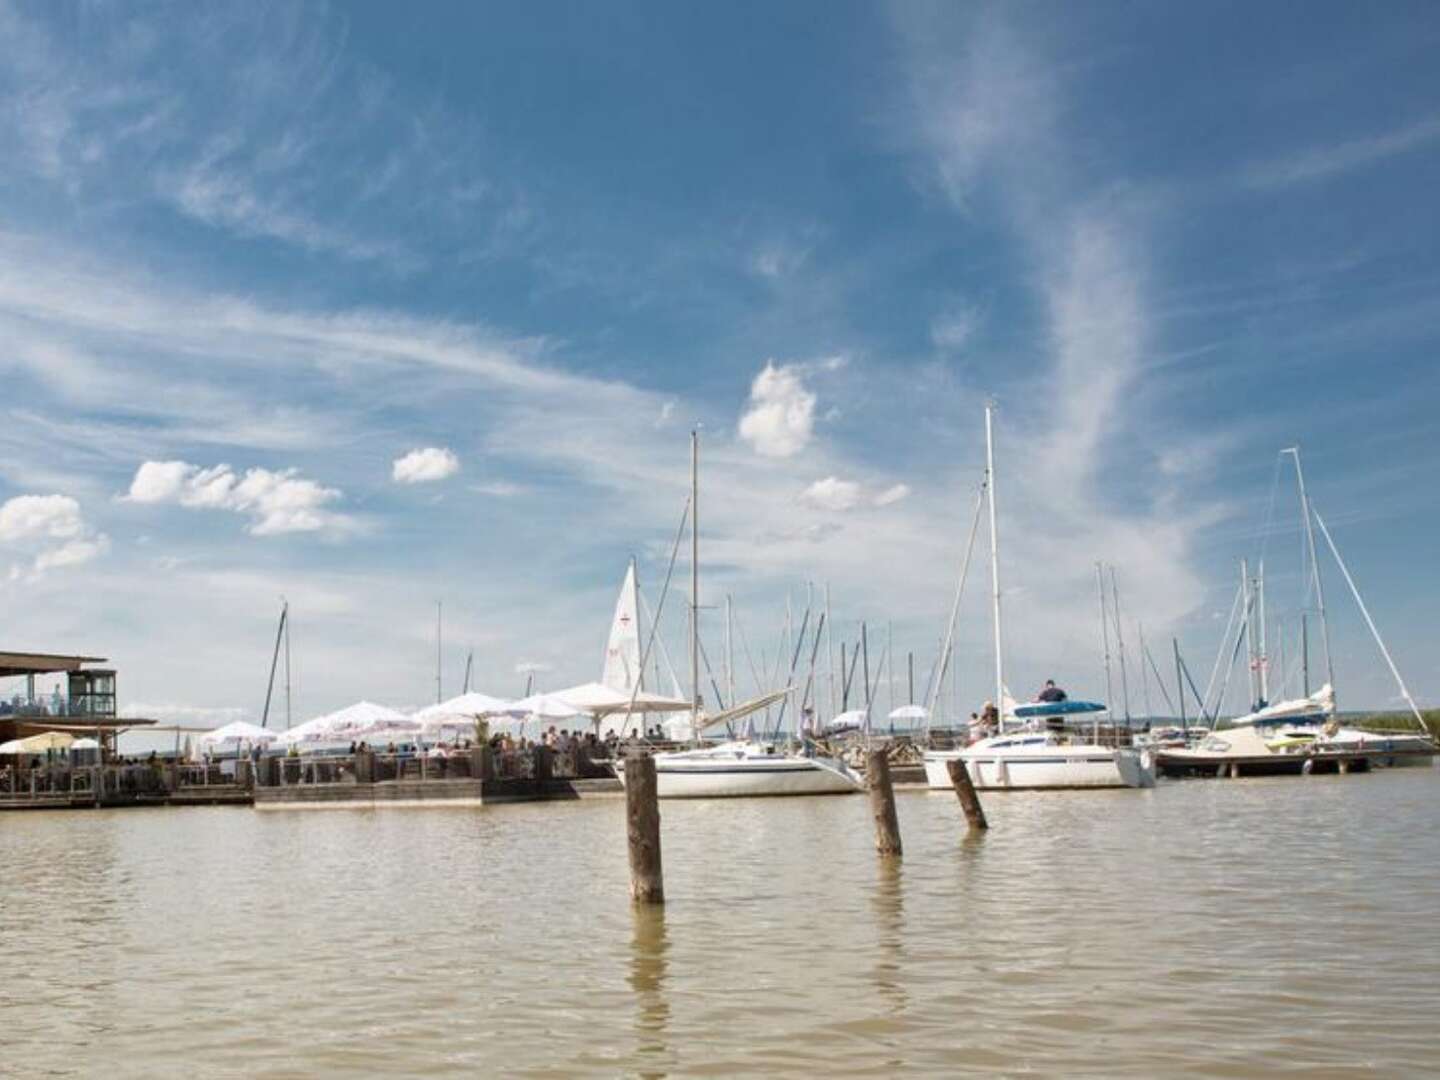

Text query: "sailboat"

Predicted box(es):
[615, 430, 862, 798]
[1157, 447, 1435, 777]
[923, 404, 1157, 791]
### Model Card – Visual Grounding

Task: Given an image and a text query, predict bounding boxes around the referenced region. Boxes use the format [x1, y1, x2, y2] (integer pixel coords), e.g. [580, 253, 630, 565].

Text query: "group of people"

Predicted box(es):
[966, 680, 1068, 740]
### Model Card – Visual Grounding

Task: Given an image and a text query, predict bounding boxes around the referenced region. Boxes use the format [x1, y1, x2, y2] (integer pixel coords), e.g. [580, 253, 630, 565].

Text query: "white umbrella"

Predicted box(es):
[504, 693, 584, 721]
[197, 720, 281, 748]
[413, 692, 515, 734]
[887, 704, 929, 723]
[71, 737, 101, 750]
[550, 681, 690, 716]
[279, 701, 420, 744]
[824, 710, 867, 734]
[0, 731, 75, 754]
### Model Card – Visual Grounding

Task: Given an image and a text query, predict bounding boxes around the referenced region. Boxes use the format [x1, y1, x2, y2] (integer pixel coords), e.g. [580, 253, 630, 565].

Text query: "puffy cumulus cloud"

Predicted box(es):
[0, 494, 109, 578]
[874, 483, 912, 507]
[125, 460, 355, 536]
[392, 446, 460, 484]
[738, 362, 817, 458]
[800, 476, 863, 512]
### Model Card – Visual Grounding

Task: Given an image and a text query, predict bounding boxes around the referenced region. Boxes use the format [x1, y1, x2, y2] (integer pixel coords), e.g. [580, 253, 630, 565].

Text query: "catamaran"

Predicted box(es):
[922, 404, 1156, 791]
[615, 430, 863, 798]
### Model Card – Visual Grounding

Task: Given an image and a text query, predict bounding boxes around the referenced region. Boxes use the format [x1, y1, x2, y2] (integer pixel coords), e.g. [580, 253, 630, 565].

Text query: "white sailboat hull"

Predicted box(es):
[923, 744, 1155, 790]
[616, 744, 863, 798]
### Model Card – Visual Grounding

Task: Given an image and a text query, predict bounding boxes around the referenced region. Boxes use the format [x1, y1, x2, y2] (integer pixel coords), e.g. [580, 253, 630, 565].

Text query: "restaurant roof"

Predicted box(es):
[0, 651, 109, 678]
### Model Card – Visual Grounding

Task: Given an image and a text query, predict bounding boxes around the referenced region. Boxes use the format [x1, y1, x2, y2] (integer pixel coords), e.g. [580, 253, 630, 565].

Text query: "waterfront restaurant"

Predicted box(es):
[0, 650, 150, 754]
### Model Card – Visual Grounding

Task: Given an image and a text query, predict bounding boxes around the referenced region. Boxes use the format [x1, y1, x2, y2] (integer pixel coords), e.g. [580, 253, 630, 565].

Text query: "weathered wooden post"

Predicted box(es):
[534, 745, 553, 790]
[236, 758, 253, 789]
[946, 759, 989, 831]
[866, 748, 902, 857]
[625, 752, 664, 904]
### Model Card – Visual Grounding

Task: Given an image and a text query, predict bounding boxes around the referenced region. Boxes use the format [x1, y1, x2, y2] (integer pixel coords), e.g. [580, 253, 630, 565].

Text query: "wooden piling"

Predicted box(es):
[945, 759, 989, 831]
[866, 749, 902, 856]
[625, 752, 665, 904]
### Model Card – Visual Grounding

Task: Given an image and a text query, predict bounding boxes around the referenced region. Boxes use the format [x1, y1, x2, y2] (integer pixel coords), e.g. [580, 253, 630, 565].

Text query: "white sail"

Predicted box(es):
[602, 560, 643, 693]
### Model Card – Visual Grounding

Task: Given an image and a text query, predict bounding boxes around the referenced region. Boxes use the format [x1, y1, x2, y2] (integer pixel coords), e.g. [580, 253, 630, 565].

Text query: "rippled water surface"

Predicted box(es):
[3, 770, 1439, 1077]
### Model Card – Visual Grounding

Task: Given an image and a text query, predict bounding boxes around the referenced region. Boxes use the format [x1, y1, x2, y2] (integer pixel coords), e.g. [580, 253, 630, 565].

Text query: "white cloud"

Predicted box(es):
[0, 493, 108, 578]
[800, 476, 863, 512]
[1242, 114, 1440, 190]
[931, 302, 981, 350]
[514, 660, 552, 674]
[471, 481, 522, 498]
[874, 483, 911, 507]
[124, 460, 355, 536]
[0, 493, 86, 542]
[738, 362, 816, 458]
[392, 446, 460, 484]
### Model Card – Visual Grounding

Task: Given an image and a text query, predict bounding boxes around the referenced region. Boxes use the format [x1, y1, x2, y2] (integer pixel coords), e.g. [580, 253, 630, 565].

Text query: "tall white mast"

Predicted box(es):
[690, 429, 701, 722]
[1257, 559, 1269, 705]
[1241, 557, 1255, 709]
[1109, 566, 1131, 723]
[1285, 446, 1335, 698]
[1097, 562, 1115, 710]
[984, 402, 1003, 718]
[283, 598, 291, 729]
[725, 593, 734, 710]
[825, 582, 835, 722]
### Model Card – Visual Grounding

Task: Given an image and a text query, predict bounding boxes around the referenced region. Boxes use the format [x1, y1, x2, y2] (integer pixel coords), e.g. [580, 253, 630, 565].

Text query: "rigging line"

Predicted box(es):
[1201, 579, 1245, 716]
[1214, 618, 1249, 723]
[1142, 639, 1177, 716]
[730, 604, 765, 702]
[1314, 509, 1426, 727]
[620, 495, 691, 737]
[926, 479, 989, 722]
[769, 607, 812, 739]
[694, 629, 728, 713]
[637, 588, 686, 699]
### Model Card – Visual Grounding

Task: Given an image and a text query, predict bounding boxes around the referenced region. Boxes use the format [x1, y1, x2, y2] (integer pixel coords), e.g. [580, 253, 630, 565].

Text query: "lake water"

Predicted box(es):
[3, 769, 1438, 1077]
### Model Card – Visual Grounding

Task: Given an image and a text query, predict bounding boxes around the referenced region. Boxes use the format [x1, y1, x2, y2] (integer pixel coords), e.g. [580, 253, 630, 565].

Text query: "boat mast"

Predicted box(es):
[1285, 446, 1334, 698]
[1137, 622, 1152, 722]
[283, 598, 292, 729]
[1109, 566, 1132, 724]
[825, 582, 835, 723]
[725, 594, 734, 713]
[1173, 638, 1187, 733]
[1301, 613, 1310, 696]
[1096, 562, 1115, 713]
[689, 429, 701, 725]
[1241, 557, 1256, 709]
[985, 402, 1003, 725]
[1257, 559, 1269, 706]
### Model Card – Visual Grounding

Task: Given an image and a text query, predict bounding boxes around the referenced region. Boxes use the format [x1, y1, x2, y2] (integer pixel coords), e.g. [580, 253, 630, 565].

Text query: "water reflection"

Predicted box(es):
[871, 856, 907, 1013]
[629, 903, 671, 1079]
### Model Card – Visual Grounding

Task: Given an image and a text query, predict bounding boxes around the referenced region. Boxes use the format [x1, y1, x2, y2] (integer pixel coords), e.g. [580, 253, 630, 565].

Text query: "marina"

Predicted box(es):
[3, 4, 1439, 1076]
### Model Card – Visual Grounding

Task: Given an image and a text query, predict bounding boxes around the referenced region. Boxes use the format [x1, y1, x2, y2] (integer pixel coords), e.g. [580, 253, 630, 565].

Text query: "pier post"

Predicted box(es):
[355, 749, 374, 784]
[236, 758, 253, 790]
[866, 749, 903, 857]
[625, 752, 665, 905]
[534, 745, 553, 789]
[164, 763, 179, 795]
[945, 759, 989, 831]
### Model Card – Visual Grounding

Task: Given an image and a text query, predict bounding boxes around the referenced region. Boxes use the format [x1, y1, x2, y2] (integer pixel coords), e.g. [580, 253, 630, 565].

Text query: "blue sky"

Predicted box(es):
[1, 0, 1437, 723]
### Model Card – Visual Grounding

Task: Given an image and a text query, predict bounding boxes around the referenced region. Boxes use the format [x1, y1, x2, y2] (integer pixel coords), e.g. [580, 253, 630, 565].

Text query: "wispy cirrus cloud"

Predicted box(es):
[1241, 114, 1440, 190]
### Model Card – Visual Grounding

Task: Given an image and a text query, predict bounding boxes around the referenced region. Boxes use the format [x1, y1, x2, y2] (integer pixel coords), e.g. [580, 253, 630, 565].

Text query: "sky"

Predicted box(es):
[1, 0, 1437, 726]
